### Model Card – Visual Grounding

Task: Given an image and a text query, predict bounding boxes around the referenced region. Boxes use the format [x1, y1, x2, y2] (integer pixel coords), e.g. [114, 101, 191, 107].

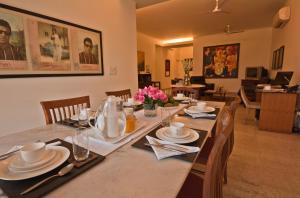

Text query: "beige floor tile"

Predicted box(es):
[223, 106, 300, 198]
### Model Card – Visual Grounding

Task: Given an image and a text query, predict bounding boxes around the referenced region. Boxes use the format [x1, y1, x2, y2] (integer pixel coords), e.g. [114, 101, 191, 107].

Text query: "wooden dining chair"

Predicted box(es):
[105, 89, 131, 101]
[228, 96, 241, 154]
[240, 86, 260, 121]
[223, 96, 240, 183]
[191, 107, 234, 184]
[177, 109, 234, 198]
[40, 96, 90, 124]
[172, 87, 199, 99]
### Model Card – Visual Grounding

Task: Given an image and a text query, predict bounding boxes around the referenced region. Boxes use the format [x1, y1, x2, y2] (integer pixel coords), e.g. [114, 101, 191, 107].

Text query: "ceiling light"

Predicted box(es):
[162, 37, 193, 45]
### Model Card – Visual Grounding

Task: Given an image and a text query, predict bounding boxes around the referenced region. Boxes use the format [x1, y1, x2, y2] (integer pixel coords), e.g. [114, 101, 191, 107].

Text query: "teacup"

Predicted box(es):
[127, 98, 135, 105]
[264, 85, 271, 91]
[176, 93, 184, 99]
[20, 142, 46, 163]
[197, 101, 207, 110]
[169, 122, 185, 137]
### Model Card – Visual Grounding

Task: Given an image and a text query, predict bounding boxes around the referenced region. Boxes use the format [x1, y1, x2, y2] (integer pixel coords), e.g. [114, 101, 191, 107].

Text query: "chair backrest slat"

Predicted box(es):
[106, 89, 131, 101]
[240, 86, 250, 107]
[40, 96, 90, 124]
[172, 87, 199, 99]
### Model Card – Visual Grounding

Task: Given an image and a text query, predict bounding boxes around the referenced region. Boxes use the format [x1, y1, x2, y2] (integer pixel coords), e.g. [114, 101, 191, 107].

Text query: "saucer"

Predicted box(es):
[0, 146, 70, 181]
[186, 106, 215, 114]
[8, 149, 56, 172]
[162, 127, 190, 139]
[123, 101, 142, 107]
[173, 96, 189, 101]
[156, 127, 199, 144]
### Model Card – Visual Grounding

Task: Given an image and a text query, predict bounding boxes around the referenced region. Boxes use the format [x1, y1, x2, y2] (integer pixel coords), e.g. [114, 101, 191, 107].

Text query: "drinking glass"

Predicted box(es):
[160, 107, 172, 127]
[72, 129, 89, 161]
[78, 107, 88, 126]
[189, 93, 197, 104]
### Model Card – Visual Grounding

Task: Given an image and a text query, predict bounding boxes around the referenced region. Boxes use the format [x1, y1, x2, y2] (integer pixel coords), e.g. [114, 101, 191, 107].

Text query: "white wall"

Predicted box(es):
[136, 32, 194, 89]
[0, 0, 137, 137]
[175, 46, 193, 78]
[271, 0, 300, 85]
[193, 28, 273, 92]
[137, 32, 159, 80]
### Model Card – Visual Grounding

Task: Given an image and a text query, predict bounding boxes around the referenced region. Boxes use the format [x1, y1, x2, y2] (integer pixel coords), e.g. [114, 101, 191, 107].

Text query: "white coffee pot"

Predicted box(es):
[89, 96, 126, 140]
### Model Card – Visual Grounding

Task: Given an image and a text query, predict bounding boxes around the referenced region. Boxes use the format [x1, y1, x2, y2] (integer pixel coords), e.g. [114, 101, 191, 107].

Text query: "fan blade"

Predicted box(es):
[219, 0, 229, 8]
[231, 30, 244, 33]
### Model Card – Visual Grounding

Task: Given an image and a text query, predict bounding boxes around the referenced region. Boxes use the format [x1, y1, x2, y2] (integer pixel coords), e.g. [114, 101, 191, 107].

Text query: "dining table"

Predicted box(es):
[0, 101, 225, 198]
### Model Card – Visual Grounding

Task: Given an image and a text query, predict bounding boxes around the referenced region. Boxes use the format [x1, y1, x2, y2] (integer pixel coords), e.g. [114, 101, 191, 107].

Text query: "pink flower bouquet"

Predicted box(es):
[134, 86, 168, 109]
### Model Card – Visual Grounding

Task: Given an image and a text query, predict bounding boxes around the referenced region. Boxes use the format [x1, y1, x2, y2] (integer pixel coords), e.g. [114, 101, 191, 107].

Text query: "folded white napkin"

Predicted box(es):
[64, 135, 114, 156]
[184, 109, 216, 119]
[145, 136, 200, 160]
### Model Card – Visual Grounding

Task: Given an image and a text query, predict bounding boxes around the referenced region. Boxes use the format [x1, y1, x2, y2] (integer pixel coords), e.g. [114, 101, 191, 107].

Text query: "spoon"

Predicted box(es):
[20, 163, 74, 195]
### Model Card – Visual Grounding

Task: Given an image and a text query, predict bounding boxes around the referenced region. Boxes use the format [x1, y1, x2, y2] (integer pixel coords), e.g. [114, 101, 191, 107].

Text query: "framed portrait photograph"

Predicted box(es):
[0, 3, 103, 78]
[203, 43, 240, 78]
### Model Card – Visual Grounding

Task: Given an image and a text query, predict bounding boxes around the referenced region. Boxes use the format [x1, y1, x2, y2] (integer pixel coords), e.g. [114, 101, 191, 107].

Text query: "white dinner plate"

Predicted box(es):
[9, 149, 56, 172]
[162, 127, 190, 139]
[0, 146, 70, 181]
[173, 96, 189, 101]
[186, 106, 215, 114]
[156, 127, 199, 144]
[123, 101, 142, 107]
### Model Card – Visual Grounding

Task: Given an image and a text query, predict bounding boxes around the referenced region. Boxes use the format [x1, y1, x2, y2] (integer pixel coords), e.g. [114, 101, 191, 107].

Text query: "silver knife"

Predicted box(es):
[151, 139, 190, 151]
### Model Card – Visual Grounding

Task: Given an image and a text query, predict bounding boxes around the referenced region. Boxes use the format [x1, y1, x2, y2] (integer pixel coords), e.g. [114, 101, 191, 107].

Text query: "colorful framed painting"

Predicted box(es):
[203, 43, 240, 78]
[165, 59, 170, 77]
[0, 3, 104, 78]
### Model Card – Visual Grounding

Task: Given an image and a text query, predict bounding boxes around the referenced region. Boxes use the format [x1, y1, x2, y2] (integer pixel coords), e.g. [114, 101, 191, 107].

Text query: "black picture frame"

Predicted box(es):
[278, 46, 284, 69]
[272, 50, 276, 70]
[272, 45, 285, 70]
[0, 3, 104, 78]
[165, 59, 170, 77]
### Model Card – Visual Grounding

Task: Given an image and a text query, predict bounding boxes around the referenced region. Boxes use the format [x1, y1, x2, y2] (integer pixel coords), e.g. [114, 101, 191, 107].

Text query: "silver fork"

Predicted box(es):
[151, 139, 190, 152]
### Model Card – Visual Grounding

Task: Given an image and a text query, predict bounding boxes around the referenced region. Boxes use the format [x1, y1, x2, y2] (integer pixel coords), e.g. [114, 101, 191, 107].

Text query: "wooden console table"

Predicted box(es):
[259, 92, 297, 133]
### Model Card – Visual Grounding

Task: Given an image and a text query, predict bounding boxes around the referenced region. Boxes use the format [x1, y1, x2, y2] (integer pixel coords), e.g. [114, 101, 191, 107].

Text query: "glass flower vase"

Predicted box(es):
[143, 103, 157, 117]
[183, 71, 191, 86]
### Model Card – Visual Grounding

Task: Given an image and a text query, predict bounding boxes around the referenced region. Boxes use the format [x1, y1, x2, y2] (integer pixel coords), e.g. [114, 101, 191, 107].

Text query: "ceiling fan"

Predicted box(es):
[210, 0, 230, 14]
[224, 24, 244, 34]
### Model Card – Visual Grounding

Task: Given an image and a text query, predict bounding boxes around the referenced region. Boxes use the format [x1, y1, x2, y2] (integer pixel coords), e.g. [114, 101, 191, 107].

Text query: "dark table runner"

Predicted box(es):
[58, 119, 91, 129]
[177, 107, 220, 120]
[132, 125, 208, 162]
[0, 139, 105, 198]
[123, 104, 143, 112]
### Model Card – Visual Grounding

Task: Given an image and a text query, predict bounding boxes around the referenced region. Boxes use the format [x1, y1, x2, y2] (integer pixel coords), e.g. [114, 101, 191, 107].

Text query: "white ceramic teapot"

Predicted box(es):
[89, 96, 126, 139]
